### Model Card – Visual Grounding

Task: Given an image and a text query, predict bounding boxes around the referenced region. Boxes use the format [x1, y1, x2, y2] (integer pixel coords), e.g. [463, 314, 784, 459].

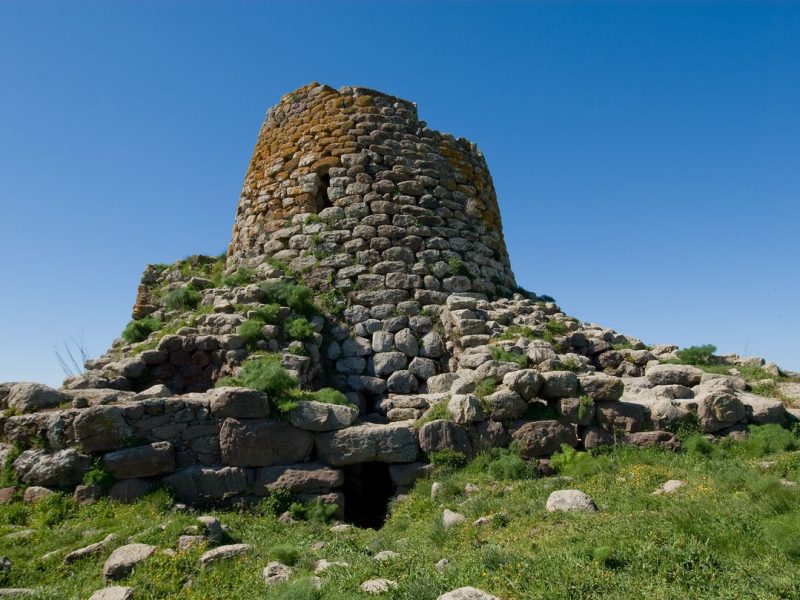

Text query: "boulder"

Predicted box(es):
[437, 588, 500, 600]
[263, 561, 293, 585]
[197, 515, 225, 545]
[578, 373, 624, 402]
[502, 369, 542, 401]
[254, 463, 344, 494]
[595, 402, 647, 433]
[23, 486, 54, 504]
[208, 387, 270, 419]
[13, 448, 90, 487]
[582, 426, 614, 450]
[649, 398, 693, 430]
[545, 489, 597, 512]
[6, 382, 70, 413]
[555, 397, 594, 426]
[447, 394, 484, 424]
[88, 587, 134, 600]
[645, 364, 703, 387]
[442, 509, 466, 528]
[289, 401, 358, 432]
[102, 442, 175, 479]
[653, 480, 686, 495]
[408, 357, 438, 381]
[510, 420, 577, 458]
[199, 544, 251, 567]
[739, 393, 786, 425]
[64, 533, 116, 564]
[418, 420, 473, 459]
[373, 352, 407, 377]
[103, 544, 156, 582]
[361, 579, 397, 594]
[74, 406, 133, 453]
[696, 390, 746, 432]
[219, 418, 313, 466]
[469, 420, 510, 454]
[623, 431, 680, 451]
[484, 389, 527, 421]
[539, 371, 578, 400]
[315, 422, 419, 466]
[109, 479, 154, 503]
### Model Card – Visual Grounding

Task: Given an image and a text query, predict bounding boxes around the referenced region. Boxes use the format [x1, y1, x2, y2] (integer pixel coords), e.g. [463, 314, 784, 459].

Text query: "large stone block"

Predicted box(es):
[102, 442, 176, 479]
[418, 419, 474, 459]
[510, 420, 577, 458]
[14, 448, 90, 486]
[219, 418, 313, 467]
[74, 406, 133, 453]
[315, 422, 419, 466]
[208, 387, 270, 419]
[254, 462, 343, 494]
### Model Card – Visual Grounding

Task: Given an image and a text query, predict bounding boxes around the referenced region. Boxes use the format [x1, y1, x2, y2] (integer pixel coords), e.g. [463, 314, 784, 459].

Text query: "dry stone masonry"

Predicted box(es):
[1, 82, 798, 526]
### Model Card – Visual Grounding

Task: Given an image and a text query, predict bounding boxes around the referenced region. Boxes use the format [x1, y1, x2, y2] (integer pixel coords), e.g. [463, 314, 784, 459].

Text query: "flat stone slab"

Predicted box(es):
[64, 533, 116, 564]
[199, 544, 251, 567]
[88, 587, 134, 600]
[437, 588, 501, 600]
[103, 543, 156, 582]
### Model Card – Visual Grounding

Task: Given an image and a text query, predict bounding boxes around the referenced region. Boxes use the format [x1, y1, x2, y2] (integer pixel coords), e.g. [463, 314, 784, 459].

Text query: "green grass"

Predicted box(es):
[675, 344, 717, 366]
[222, 267, 255, 288]
[2, 427, 799, 598]
[260, 281, 316, 316]
[498, 325, 536, 341]
[475, 378, 498, 399]
[447, 257, 470, 277]
[488, 346, 528, 368]
[285, 317, 315, 341]
[164, 287, 202, 311]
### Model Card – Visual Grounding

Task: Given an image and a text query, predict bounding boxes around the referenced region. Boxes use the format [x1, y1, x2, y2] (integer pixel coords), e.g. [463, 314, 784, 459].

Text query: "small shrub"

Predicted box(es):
[499, 325, 536, 340]
[428, 449, 469, 470]
[238, 319, 265, 348]
[214, 376, 240, 388]
[289, 498, 338, 524]
[577, 396, 594, 422]
[239, 356, 297, 398]
[489, 346, 528, 368]
[487, 451, 528, 480]
[260, 281, 316, 315]
[592, 546, 614, 567]
[448, 257, 470, 277]
[251, 304, 281, 324]
[269, 543, 300, 566]
[550, 444, 608, 477]
[742, 424, 800, 456]
[122, 318, 161, 343]
[684, 433, 719, 457]
[222, 267, 255, 288]
[82, 460, 114, 490]
[676, 344, 717, 366]
[475, 377, 498, 399]
[555, 356, 582, 372]
[0, 442, 23, 487]
[545, 319, 569, 336]
[303, 387, 351, 406]
[257, 488, 294, 516]
[164, 287, 201, 311]
[417, 401, 451, 427]
[285, 317, 315, 341]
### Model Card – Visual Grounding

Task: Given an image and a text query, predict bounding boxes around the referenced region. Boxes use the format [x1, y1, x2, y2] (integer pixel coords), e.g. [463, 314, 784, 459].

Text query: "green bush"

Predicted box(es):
[238, 319, 265, 348]
[163, 287, 201, 311]
[489, 346, 528, 368]
[0, 442, 23, 487]
[448, 257, 470, 277]
[499, 325, 536, 340]
[285, 317, 315, 341]
[550, 444, 608, 477]
[122, 317, 161, 343]
[238, 356, 297, 398]
[676, 344, 717, 366]
[82, 460, 114, 490]
[545, 319, 569, 336]
[475, 377, 498, 399]
[257, 488, 294, 516]
[303, 387, 351, 406]
[428, 449, 469, 470]
[487, 451, 529, 480]
[288, 498, 339, 524]
[417, 401, 451, 426]
[251, 304, 281, 324]
[684, 433, 720, 457]
[260, 281, 316, 315]
[269, 543, 300, 566]
[222, 267, 255, 288]
[742, 424, 800, 456]
[577, 396, 594, 422]
[29, 492, 74, 529]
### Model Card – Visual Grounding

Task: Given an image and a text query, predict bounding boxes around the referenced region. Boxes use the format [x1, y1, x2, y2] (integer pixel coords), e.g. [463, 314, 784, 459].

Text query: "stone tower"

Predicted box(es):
[226, 82, 517, 304]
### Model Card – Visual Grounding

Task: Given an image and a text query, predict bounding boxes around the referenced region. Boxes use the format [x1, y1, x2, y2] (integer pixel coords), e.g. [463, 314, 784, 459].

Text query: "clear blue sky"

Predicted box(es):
[1, 1, 798, 387]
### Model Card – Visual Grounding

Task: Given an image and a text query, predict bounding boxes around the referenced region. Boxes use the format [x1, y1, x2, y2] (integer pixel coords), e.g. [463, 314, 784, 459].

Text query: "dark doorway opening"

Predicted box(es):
[342, 462, 394, 528]
[315, 173, 333, 212]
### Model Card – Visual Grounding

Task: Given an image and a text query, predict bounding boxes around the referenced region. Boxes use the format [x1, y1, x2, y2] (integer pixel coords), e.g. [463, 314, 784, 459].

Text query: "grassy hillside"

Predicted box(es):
[1, 426, 800, 599]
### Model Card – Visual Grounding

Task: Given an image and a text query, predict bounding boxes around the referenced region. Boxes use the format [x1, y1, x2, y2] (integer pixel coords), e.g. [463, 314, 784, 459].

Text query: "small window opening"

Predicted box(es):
[315, 173, 333, 212]
[342, 462, 395, 528]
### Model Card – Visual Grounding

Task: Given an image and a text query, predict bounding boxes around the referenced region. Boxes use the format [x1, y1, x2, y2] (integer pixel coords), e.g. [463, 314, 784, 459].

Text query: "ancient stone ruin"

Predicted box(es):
[1, 82, 797, 527]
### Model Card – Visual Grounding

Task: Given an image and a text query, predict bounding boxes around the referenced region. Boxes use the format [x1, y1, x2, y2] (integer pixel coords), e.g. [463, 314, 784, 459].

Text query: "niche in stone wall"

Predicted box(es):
[314, 173, 333, 212]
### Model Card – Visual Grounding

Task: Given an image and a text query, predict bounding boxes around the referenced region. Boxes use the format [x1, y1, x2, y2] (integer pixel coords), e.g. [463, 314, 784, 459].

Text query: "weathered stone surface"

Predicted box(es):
[442, 509, 466, 528]
[254, 463, 343, 494]
[578, 373, 624, 402]
[539, 371, 578, 400]
[103, 442, 175, 479]
[361, 579, 397, 594]
[199, 544, 251, 567]
[645, 364, 703, 387]
[510, 420, 577, 458]
[595, 401, 647, 433]
[103, 543, 156, 581]
[484, 389, 527, 421]
[88, 587, 134, 600]
[389, 462, 435, 486]
[373, 352, 408, 377]
[448, 394, 484, 424]
[418, 420, 473, 459]
[208, 387, 270, 419]
[263, 561, 293, 585]
[470, 420, 510, 453]
[437, 588, 500, 600]
[74, 484, 103, 506]
[739, 393, 785, 425]
[502, 369, 542, 401]
[289, 401, 358, 432]
[6, 382, 70, 413]
[583, 426, 614, 449]
[623, 431, 680, 451]
[545, 489, 597, 512]
[315, 422, 418, 466]
[555, 397, 594, 426]
[696, 390, 746, 432]
[109, 479, 154, 503]
[64, 533, 116, 564]
[163, 466, 249, 504]
[13, 448, 90, 487]
[219, 418, 313, 466]
[74, 406, 133, 453]
[22, 486, 54, 504]
[653, 480, 686, 495]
